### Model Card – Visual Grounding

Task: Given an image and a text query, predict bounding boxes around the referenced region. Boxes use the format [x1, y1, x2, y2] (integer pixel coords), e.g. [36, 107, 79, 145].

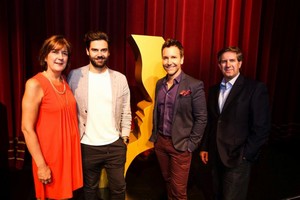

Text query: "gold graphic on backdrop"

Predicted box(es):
[99, 35, 165, 188]
[125, 35, 165, 174]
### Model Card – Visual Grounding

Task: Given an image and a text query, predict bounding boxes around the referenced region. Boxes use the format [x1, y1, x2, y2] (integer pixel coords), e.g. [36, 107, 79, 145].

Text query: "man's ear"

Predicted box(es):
[218, 63, 222, 70]
[238, 61, 242, 68]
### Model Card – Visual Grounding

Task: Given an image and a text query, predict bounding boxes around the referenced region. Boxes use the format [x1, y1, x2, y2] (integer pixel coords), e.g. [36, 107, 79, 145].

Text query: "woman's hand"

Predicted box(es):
[37, 164, 52, 184]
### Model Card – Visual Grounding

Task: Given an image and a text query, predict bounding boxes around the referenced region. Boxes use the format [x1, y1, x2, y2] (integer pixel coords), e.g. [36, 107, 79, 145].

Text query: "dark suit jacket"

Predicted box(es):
[201, 75, 270, 168]
[150, 72, 207, 152]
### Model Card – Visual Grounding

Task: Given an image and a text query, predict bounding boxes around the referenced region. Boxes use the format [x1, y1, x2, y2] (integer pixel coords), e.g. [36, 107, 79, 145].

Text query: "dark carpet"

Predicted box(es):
[2, 138, 300, 200]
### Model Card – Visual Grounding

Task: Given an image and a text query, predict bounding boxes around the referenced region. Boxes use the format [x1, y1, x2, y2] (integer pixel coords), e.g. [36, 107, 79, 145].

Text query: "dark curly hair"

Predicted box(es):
[161, 38, 184, 58]
[84, 31, 110, 49]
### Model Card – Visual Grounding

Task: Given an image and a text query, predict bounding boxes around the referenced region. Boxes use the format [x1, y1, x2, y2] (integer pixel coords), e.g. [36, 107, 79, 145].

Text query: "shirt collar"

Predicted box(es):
[163, 71, 182, 84]
[220, 73, 240, 89]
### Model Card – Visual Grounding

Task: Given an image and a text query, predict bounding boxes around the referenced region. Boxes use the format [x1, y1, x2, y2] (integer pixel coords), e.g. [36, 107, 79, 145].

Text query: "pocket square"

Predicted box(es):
[179, 89, 192, 96]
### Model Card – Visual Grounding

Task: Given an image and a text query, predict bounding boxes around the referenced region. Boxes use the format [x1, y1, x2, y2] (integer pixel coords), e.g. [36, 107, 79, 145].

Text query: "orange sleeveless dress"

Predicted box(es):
[32, 73, 83, 199]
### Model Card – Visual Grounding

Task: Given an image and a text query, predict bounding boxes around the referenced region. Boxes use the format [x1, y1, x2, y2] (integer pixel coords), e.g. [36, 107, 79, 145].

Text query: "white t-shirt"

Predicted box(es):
[81, 70, 119, 145]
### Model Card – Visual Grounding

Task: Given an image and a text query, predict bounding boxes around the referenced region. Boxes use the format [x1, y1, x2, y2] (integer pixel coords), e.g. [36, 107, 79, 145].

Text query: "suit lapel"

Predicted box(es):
[172, 73, 187, 122]
[108, 69, 117, 116]
[81, 66, 89, 109]
[209, 85, 220, 115]
[109, 69, 116, 100]
[153, 78, 164, 131]
[221, 75, 244, 112]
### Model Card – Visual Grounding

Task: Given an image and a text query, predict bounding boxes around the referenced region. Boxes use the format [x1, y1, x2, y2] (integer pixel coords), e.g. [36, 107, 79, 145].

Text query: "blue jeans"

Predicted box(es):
[81, 138, 127, 200]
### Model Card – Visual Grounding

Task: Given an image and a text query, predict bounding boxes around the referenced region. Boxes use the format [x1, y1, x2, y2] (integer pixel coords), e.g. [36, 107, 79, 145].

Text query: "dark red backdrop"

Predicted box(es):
[0, 0, 299, 169]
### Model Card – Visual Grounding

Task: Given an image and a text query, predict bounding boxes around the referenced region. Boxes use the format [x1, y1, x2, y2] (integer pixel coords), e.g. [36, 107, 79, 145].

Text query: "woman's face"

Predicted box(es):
[45, 45, 69, 72]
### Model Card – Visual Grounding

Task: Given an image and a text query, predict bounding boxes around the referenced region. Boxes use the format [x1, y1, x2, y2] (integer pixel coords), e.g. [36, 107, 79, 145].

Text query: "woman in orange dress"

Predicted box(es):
[21, 35, 83, 200]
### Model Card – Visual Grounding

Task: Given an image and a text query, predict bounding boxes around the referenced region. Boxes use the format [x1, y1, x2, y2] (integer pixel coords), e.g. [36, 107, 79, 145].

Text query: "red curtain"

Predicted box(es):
[0, 0, 299, 169]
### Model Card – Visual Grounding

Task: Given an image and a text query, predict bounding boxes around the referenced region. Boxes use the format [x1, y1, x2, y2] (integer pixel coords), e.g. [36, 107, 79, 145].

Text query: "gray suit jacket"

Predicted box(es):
[67, 65, 132, 139]
[150, 72, 207, 152]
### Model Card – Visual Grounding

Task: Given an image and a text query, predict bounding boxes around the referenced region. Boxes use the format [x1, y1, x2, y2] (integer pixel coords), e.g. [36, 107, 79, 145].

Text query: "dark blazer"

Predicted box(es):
[201, 75, 270, 168]
[150, 72, 207, 152]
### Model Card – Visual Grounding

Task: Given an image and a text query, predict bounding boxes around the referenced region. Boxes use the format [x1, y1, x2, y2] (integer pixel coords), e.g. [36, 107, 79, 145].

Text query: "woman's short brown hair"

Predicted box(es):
[39, 35, 72, 71]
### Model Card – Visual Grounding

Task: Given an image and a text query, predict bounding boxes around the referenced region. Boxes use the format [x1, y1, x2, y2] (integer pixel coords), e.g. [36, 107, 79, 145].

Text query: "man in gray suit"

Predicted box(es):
[200, 46, 270, 200]
[68, 31, 131, 200]
[150, 39, 207, 200]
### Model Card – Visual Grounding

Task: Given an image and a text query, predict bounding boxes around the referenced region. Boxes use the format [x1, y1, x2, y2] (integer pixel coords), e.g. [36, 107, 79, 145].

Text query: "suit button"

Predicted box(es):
[83, 124, 86, 127]
[85, 110, 87, 113]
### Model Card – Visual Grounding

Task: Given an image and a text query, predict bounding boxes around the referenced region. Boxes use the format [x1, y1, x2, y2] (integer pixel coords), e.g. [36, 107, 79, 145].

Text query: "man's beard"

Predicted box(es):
[90, 56, 108, 69]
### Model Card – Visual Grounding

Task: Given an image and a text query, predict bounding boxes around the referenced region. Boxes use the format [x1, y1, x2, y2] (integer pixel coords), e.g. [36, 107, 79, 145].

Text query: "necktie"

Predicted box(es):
[218, 82, 231, 112]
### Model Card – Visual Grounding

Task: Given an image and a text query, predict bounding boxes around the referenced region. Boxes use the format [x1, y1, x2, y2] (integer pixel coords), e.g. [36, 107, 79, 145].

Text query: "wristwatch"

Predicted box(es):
[122, 136, 129, 144]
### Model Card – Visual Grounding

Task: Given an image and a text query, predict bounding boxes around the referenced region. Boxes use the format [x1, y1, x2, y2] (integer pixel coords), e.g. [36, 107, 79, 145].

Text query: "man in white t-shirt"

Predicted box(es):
[68, 31, 131, 200]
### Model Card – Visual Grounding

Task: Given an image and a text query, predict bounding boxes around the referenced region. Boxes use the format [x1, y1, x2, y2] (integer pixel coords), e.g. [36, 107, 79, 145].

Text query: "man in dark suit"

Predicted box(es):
[150, 39, 207, 200]
[200, 46, 270, 200]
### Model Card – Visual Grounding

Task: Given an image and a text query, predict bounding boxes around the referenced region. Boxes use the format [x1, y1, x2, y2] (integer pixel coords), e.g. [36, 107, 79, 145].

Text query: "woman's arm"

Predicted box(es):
[21, 78, 51, 184]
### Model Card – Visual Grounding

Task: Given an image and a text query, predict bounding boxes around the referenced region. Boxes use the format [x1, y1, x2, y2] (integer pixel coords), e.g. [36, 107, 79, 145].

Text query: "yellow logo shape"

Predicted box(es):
[125, 34, 166, 174]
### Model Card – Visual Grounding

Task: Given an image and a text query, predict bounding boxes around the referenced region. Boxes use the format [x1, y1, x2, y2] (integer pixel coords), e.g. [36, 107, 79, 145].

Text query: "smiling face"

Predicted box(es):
[44, 45, 69, 73]
[39, 35, 71, 71]
[86, 40, 110, 71]
[162, 46, 184, 78]
[218, 51, 242, 81]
